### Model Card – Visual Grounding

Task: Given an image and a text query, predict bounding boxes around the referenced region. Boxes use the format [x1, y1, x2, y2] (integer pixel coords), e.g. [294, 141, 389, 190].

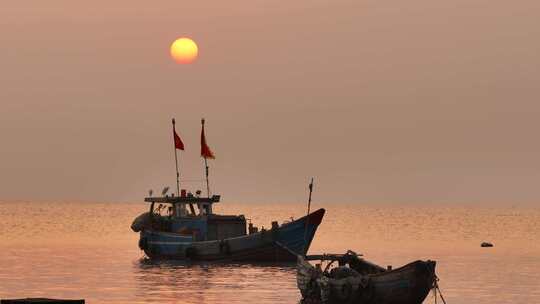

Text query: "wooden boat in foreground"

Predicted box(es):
[297, 251, 436, 304]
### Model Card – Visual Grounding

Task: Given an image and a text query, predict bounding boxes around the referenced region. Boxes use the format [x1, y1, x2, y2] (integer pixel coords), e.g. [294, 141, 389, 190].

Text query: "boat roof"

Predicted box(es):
[144, 195, 220, 204]
[304, 253, 363, 261]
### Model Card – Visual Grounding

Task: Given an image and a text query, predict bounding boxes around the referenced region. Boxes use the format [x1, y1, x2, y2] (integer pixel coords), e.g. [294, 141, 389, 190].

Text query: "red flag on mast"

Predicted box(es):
[172, 119, 184, 150]
[200, 119, 215, 159]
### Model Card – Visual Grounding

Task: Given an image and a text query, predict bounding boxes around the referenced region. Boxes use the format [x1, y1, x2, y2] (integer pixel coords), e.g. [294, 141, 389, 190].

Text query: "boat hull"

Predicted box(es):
[367, 260, 436, 304]
[139, 208, 325, 262]
[298, 256, 436, 304]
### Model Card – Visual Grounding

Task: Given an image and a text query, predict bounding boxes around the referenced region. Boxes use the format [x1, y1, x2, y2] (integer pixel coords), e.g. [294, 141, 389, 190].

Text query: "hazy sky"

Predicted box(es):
[1, 1, 540, 205]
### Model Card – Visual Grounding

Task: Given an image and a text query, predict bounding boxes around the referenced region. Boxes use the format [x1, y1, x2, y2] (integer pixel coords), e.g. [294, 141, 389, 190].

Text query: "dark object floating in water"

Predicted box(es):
[1, 299, 84, 304]
[481, 242, 494, 247]
[297, 250, 437, 304]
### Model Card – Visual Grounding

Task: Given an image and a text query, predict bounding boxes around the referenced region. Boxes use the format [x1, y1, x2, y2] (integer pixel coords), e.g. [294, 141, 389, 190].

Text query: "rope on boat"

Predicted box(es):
[274, 241, 299, 257]
[433, 275, 447, 304]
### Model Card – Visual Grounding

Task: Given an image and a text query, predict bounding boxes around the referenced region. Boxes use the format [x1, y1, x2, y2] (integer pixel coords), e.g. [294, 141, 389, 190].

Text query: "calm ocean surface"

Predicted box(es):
[0, 201, 539, 303]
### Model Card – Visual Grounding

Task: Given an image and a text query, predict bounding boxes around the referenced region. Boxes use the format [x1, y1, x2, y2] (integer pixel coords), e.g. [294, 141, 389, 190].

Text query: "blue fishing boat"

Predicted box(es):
[131, 119, 325, 261]
[131, 194, 325, 261]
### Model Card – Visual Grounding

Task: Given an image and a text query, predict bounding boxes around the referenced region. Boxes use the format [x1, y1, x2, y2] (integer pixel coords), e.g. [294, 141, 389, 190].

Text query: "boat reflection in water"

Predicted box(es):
[132, 258, 298, 304]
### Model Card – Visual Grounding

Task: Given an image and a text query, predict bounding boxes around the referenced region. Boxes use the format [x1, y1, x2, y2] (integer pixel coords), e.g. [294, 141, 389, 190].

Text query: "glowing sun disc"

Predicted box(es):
[170, 37, 198, 64]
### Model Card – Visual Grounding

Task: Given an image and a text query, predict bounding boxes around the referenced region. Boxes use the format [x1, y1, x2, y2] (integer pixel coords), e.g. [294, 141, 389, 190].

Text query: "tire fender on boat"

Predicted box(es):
[219, 240, 231, 255]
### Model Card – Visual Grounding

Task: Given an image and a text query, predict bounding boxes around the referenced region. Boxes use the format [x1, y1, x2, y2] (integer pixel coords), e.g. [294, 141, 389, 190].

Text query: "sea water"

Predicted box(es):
[0, 201, 539, 303]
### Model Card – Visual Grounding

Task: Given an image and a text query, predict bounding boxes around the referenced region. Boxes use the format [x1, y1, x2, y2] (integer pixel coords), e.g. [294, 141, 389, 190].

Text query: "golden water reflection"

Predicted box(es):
[0, 201, 539, 303]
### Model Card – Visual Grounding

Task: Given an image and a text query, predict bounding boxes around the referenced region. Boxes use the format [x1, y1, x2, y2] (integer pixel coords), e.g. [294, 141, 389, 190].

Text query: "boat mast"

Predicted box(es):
[204, 156, 210, 197]
[201, 118, 214, 198]
[172, 118, 181, 196]
[201, 118, 210, 197]
[302, 177, 314, 256]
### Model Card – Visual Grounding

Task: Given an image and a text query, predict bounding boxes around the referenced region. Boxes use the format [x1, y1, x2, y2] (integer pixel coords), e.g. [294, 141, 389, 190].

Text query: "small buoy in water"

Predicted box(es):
[481, 242, 493, 247]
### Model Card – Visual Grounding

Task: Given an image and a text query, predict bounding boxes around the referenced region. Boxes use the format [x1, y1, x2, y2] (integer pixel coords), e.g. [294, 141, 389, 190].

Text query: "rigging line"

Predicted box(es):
[434, 276, 447, 304]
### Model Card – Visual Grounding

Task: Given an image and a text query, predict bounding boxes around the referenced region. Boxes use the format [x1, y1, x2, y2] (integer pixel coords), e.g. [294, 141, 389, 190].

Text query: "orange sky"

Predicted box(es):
[1, 1, 540, 204]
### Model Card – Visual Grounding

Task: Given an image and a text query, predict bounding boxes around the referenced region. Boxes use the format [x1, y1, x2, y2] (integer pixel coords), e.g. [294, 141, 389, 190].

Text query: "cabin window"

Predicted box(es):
[153, 204, 172, 217]
[175, 204, 188, 217]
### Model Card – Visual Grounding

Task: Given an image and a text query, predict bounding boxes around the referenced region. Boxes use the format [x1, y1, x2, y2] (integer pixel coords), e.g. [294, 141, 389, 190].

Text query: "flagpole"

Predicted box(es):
[172, 118, 180, 196]
[201, 119, 211, 197]
[204, 156, 210, 197]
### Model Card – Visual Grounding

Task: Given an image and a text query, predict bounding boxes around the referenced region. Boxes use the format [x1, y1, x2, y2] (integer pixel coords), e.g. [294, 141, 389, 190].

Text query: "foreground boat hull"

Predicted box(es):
[140, 208, 325, 262]
[298, 255, 436, 304]
[367, 260, 436, 304]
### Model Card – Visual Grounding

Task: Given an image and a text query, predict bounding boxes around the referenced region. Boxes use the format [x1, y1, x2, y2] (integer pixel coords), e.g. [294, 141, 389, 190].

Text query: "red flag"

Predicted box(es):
[172, 119, 184, 150]
[200, 119, 215, 159]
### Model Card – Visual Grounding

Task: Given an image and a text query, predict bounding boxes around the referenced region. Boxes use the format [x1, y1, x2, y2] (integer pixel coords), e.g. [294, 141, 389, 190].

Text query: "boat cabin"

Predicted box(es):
[144, 190, 247, 241]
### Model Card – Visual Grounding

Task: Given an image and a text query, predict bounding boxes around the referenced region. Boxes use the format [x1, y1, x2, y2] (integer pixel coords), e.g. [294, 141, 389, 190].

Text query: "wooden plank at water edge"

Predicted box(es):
[1, 298, 84, 304]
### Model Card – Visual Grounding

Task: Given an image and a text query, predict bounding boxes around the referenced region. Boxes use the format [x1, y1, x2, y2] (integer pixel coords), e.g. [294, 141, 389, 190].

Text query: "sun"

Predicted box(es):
[170, 38, 198, 64]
